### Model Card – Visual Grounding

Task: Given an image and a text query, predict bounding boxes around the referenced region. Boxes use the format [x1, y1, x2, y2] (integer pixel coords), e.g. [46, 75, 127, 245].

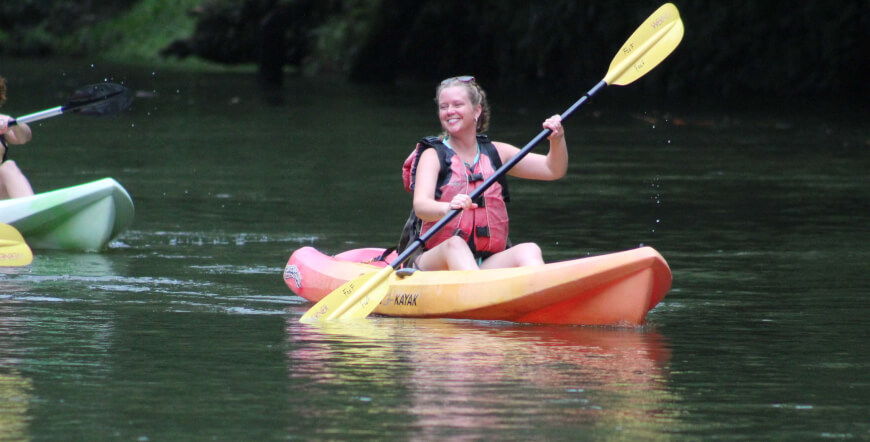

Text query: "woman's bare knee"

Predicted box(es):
[443, 236, 470, 252]
[516, 243, 543, 262]
[418, 236, 478, 271]
[482, 242, 543, 269]
[0, 160, 34, 198]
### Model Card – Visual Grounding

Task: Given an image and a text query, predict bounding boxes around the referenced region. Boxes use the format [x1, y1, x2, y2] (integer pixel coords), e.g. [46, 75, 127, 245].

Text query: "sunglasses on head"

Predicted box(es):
[440, 75, 476, 85]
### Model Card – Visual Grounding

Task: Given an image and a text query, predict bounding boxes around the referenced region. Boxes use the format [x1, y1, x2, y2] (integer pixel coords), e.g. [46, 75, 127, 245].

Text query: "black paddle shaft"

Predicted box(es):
[391, 79, 608, 269]
[9, 83, 132, 127]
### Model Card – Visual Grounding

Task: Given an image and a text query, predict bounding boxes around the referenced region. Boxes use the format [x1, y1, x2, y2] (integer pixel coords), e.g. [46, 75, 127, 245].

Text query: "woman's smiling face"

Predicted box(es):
[438, 85, 481, 135]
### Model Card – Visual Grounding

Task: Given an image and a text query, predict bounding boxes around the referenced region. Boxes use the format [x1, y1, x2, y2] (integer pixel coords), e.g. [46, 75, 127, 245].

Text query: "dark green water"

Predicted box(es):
[0, 59, 867, 440]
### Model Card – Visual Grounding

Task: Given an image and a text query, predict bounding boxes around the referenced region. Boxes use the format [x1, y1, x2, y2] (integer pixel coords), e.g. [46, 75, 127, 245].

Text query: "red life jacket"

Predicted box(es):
[401, 135, 511, 255]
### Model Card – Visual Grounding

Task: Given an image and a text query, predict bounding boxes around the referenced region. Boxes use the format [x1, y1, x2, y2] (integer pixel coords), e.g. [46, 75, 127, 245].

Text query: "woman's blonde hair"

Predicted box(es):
[435, 76, 490, 133]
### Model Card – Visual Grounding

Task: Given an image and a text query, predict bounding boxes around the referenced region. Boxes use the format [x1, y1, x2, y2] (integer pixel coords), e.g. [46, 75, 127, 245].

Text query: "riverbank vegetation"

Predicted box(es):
[1, 0, 865, 102]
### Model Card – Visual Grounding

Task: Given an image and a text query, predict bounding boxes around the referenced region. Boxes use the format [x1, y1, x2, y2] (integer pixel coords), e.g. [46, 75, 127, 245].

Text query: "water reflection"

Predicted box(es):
[286, 318, 677, 438]
[0, 369, 31, 441]
[0, 301, 35, 441]
[36, 252, 118, 274]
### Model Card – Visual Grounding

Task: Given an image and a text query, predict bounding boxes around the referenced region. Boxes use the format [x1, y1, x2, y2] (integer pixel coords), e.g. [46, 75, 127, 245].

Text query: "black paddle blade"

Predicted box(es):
[64, 83, 134, 116]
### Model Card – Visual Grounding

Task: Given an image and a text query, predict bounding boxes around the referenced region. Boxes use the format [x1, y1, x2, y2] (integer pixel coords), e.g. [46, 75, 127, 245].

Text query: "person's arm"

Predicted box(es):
[0, 115, 32, 145]
[498, 114, 567, 181]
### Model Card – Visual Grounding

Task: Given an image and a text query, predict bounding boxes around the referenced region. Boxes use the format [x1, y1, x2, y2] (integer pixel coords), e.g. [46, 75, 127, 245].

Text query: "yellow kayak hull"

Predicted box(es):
[285, 246, 671, 326]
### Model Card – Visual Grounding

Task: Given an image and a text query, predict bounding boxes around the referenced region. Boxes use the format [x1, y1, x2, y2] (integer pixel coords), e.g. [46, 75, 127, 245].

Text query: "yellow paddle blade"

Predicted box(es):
[604, 3, 684, 86]
[299, 266, 394, 322]
[0, 223, 33, 267]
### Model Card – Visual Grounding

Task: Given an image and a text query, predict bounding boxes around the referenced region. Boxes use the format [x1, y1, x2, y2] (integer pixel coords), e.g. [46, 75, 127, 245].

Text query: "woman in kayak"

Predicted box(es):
[0, 76, 35, 200]
[405, 75, 567, 271]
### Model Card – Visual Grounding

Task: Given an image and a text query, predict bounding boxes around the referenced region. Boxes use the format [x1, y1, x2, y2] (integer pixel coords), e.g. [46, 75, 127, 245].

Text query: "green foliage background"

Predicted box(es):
[1, 0, 866, 101]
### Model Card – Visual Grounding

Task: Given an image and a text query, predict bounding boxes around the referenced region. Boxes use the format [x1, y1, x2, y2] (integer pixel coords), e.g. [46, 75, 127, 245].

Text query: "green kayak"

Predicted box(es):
[0, 178, 134, 251]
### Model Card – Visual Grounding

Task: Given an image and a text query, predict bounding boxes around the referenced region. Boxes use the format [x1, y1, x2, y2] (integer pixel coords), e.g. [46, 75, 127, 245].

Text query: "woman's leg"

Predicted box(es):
[0, 160, 34, 199]
[480, 242, 543, 269]
[414, 236, 479, 271]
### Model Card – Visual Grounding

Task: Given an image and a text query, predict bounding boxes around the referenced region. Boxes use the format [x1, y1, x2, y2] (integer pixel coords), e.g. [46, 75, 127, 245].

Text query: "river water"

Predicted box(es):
[0, 59, 867, 440]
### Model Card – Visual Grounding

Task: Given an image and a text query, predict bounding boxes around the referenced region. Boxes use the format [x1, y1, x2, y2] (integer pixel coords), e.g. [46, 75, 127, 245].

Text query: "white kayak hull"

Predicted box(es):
[0, 178, 134, 251]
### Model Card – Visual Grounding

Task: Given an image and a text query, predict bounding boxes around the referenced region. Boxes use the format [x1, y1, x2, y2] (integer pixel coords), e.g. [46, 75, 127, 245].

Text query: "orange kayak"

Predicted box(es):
[283, 246, 672, 326]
